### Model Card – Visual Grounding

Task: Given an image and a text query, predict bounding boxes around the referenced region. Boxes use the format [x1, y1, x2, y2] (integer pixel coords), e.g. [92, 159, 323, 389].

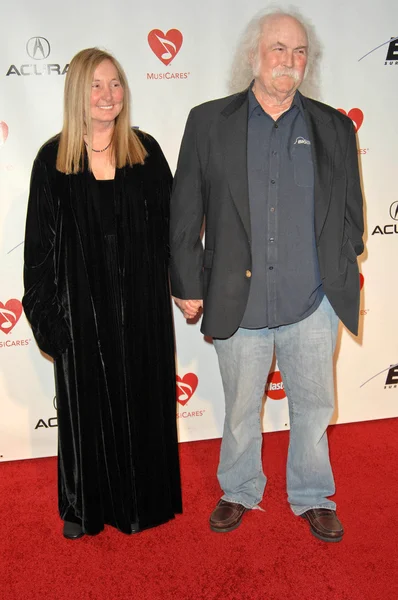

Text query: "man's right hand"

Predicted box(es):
[173, 298, 203, 320]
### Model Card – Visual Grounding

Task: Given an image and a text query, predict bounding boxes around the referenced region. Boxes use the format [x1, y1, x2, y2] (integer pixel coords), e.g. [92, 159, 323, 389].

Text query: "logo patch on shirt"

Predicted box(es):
[294, 136, 311, 145]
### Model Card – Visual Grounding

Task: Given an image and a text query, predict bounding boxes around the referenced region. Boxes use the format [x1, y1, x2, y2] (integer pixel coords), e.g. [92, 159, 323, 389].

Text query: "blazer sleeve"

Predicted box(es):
[344, 122, 364, 256]
[22, 157, 71, 359]
[169, 109, 205, 299]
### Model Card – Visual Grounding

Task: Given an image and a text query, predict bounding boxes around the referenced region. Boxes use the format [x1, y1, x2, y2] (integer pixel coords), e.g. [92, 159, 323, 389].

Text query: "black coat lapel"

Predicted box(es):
[220, 92, 251, 242]
[300, 94, 337, 242]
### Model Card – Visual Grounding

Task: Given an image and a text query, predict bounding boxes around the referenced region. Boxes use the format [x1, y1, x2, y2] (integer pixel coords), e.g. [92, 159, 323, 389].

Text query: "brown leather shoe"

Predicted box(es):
[209, 499, 247, 533]
[301, 508, 344, 542]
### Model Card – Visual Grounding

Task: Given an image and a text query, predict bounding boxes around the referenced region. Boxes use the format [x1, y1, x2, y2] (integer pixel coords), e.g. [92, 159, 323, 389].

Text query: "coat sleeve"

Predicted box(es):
[344, 122, 364, 256]
[169, 109, 205, 300]
[150, 135, 173, 262]
[22, 157, 71, 359]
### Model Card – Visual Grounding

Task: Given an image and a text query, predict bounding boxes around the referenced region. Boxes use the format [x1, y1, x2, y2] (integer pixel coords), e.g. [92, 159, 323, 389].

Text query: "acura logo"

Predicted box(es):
[26, 37, 50, 60]
[389, 202, 398, 221]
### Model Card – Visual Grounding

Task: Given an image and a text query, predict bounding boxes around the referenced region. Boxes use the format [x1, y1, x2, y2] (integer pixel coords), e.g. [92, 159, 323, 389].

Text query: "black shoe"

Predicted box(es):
[63, 520, 84, 540]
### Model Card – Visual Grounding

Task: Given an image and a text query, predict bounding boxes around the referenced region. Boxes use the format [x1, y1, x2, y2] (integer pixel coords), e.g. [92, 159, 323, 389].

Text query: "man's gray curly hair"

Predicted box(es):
[228, 6, 322, 99]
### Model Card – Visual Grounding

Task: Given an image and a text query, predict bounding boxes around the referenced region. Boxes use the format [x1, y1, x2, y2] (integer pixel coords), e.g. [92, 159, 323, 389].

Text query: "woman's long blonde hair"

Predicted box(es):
[56, 48, 147, 174]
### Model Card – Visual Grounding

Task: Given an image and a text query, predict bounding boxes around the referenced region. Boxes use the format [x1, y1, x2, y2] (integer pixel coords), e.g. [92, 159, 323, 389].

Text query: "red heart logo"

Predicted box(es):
[359, 273, 364, 290]
[337, 108, 364, 133]
[0, 121, 9, 145]
[148, 29, 183, 66]
[0, 299, 23, 334]
[176, 373, 198, 406]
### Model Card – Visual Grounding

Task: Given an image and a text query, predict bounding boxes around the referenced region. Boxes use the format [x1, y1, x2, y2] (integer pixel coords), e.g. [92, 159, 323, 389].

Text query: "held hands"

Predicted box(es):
[173, 298, 203, 320]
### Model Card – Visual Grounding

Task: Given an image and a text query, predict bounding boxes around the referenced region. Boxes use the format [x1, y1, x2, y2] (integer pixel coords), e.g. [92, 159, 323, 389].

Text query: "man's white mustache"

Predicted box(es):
[272, 68, 300, 82]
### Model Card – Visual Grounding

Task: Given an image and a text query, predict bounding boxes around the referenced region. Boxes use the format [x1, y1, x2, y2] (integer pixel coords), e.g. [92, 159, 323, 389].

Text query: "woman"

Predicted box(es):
[22, 48, 182, 539]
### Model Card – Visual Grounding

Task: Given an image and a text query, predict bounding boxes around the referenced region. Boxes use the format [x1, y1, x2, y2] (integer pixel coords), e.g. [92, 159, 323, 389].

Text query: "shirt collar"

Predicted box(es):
[248, 81, 303, 118]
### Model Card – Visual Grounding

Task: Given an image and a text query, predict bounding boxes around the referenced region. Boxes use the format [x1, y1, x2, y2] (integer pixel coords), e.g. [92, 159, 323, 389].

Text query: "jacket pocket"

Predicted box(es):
[341, 237, 357, 263]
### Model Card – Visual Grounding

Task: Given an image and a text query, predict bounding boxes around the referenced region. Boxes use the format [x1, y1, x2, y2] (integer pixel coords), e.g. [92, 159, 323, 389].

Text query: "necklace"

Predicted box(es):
[84, 140, 111, 153]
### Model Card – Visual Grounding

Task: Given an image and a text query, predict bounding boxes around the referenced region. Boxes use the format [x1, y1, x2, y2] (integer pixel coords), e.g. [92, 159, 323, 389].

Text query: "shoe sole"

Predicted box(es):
[63, 531, 85, 540]
[308, 528, 343, 543]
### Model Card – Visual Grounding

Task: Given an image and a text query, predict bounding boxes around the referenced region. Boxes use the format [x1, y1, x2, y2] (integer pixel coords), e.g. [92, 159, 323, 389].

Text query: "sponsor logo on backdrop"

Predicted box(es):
[371, 202, 398, 235]
[337, 108, 363, 132]
[0, 121, 8, 145]
[6, 38, 68, 77]
[148, 29, 183, 65]
[389, 202, 398, 220]
[360, 362, 398, 389]
[0, 299, 23, 334]
[385, 365, 398, 389]
[0, 121, 15, 171]
[265, 371, 286, 400]
[26, 37, 50, 60]
[359, 274, 369, 316]
[385, 37, 398, 65]
[337, 108, 369, 155]
[146, 28, 190, 81]
[176, 372, 205, 418]
[35, 395, 58, 429]
[358, 35, 398, 66]
[0, 299, 32, 349]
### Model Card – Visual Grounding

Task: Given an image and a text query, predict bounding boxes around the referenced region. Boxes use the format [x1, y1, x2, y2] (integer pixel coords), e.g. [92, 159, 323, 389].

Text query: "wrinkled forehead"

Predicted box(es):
[261, 15, 308, 48]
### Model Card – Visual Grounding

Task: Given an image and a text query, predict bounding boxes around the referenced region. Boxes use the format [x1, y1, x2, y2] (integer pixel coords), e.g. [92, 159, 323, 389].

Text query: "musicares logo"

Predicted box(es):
[148, 29, 183, 65]
[337, 108, 364, 133]
[0, 121, 8, 145]
[360, 273, 364, 290]
[265, 371, 286, 400]
[0, 299, 23, 334]
[176, 373, 198, 406]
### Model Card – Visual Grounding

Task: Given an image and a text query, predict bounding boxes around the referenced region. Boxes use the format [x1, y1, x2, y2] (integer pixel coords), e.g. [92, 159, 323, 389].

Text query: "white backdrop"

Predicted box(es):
[1, 0, 397, 462]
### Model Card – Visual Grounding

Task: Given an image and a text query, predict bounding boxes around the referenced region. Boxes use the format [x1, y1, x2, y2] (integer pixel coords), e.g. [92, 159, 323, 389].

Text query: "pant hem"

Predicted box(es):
[221, 495, 261, 510]
[290, 502, 336, 516]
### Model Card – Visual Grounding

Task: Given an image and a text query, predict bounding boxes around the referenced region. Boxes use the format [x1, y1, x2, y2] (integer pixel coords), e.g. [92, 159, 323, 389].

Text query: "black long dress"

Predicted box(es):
[22, 132, 182, 534]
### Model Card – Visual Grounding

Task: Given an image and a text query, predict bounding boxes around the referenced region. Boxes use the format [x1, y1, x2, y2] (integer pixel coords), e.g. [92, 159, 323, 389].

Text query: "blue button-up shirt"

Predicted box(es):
[240, 88, 323, 329]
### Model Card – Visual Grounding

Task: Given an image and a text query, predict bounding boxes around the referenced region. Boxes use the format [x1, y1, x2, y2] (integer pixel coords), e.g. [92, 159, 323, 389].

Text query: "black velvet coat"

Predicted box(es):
[22, 132, 182, 535]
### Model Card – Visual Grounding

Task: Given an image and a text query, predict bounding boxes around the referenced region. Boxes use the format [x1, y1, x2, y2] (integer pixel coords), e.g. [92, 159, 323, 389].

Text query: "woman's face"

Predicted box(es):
[90, 59, 124, 127]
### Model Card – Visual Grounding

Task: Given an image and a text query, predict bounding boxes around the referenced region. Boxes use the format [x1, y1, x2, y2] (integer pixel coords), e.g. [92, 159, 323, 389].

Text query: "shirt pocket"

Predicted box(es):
[292, 142, 314, 188]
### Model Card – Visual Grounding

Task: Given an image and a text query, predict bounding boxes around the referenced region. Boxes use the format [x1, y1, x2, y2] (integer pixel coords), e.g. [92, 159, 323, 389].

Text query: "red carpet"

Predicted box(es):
[1, 418, 398, 600]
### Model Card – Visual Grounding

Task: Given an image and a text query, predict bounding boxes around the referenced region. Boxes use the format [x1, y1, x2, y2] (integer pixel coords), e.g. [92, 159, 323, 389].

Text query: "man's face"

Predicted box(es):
[253, 15, 308, 98]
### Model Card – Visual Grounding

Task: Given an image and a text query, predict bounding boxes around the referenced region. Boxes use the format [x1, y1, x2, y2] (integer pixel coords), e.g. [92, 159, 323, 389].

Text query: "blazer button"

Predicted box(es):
[245, 270, 252, 278]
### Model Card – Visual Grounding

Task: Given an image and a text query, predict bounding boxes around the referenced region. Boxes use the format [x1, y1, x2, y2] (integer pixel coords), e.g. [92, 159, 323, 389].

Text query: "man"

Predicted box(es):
[170, 10, 364, 542]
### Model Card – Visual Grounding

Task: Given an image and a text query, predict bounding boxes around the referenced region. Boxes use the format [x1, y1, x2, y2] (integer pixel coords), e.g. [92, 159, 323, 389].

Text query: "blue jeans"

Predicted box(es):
[213, 295, 339, 515]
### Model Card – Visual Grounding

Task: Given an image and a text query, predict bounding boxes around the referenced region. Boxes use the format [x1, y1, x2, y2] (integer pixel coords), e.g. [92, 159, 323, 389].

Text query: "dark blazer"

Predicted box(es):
[170, 90, 364, 337]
